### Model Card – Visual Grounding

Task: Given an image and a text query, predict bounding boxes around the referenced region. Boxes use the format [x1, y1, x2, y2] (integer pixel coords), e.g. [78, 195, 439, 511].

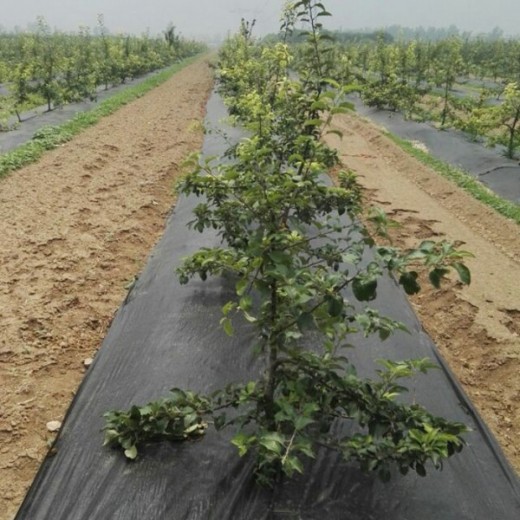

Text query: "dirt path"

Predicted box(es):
[0, 58, 213, 520]
[326, 113, 520, 474]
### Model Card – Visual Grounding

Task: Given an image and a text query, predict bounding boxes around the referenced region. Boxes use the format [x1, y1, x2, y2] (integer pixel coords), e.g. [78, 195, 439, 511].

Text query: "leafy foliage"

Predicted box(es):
[105, 1, 471, 485]
[480, 82, 520, 158]
[104, 390, 210, 460]
[297, 28, 520, 151]
[0, 17, 207, 123]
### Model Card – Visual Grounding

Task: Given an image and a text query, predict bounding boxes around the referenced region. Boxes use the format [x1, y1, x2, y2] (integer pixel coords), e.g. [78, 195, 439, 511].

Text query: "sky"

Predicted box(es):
[1, 0, 519, 40]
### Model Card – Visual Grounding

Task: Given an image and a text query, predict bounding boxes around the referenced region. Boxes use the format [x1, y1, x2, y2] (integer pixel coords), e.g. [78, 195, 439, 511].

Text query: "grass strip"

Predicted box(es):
[0, 55, 204, 179]
[384, 131, 520, 225]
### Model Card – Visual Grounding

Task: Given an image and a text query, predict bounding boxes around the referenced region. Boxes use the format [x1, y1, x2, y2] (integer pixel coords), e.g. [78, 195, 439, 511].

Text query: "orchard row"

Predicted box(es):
[0, 17, 206, 127]
[290, 34, 520, 157]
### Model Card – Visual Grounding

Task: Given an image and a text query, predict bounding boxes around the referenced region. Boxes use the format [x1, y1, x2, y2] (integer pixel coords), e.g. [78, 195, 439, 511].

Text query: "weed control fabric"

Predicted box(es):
[16, 92, 520, 520]
[349, 95, 520, 204]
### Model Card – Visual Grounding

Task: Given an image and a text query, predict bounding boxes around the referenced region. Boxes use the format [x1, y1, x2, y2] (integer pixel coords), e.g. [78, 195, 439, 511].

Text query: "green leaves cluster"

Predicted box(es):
[104, 389, 209, 460]
[0, 17, 207, 122]
[104, 0, 470, 485]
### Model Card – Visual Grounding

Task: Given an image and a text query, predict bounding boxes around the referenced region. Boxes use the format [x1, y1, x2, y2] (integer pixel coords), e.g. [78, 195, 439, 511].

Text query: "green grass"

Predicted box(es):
[384, 132, 520, 225]
[0, 55, 204, 179]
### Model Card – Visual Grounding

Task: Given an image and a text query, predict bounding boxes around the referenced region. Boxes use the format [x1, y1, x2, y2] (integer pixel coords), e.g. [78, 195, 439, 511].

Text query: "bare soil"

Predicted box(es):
[0, 58, 213, 520]
[326, 113, 520, 474]
[1, 61, 519, 519]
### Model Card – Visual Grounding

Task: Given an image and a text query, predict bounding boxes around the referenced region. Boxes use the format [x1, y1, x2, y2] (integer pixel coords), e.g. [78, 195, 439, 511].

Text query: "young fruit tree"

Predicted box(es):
[489, 82, 520, 159]
[104, 0, 471, 485]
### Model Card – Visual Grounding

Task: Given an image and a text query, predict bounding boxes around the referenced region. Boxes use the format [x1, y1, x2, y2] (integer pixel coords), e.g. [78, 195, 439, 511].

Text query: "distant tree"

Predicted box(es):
[33, 17, 65, 111]
[490, 82, 520, 158]
[461, 82, 520, 158]
[431, 38, 463, 127]
[164, 24, 181, 56]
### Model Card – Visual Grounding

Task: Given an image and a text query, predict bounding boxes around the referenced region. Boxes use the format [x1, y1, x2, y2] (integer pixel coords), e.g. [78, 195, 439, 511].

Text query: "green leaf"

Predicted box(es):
[399, 271, 421, 295]
[296, 442, 315, 459]
[379, 328, 391, 341]
[304, 118, 323, 127]
[259, 432, 284, 454]
[239, 295, 253, 311]
[222, 301, 235, 316]
[352, 278, 377, 302]
[243, 311, 257, 323]
[429, 268, 449, 289]
[453, 263, 471, 285]
[326, 129, 343, 138]
[419, 240, 436, 253]
[214, 414, 227, 431]
[327, 296, 344, 317]
[103, 429, 120, 446]
[124, 445, 138, 460]
[294, 416, 315, 431]
[232, 432, 253, 457]
[416, 463, 427, 477]
[284, 455, 304, 476]
[297, 312, 315, 330]
[268, 251, 290, 265]
[236, 278, 248, 296]
[221, 317, 234, 336]
[310, 100, 328, 111]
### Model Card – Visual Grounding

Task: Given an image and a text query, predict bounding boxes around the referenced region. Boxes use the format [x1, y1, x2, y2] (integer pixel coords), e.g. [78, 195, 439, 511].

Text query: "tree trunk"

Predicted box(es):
[507, 110, 519, 159]
[441, 80, 450, 127]
[264, 282, 279, 429]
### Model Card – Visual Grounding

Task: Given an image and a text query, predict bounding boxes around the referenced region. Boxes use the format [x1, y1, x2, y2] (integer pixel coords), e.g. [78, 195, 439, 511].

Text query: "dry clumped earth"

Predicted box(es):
[327, 114, 520, 474]
[0, 58, 213, 520]
[0, 57, 519, 519]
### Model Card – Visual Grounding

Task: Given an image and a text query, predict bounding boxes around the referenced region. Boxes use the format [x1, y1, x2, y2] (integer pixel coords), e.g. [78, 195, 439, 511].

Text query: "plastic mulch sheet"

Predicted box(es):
[349, 95, 520, 204]
[15, 92, 520, 520]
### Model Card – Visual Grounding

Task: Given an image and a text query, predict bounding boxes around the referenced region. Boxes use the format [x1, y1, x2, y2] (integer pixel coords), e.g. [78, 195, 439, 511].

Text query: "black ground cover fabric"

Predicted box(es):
[349, 95, 520, 204]
[15, 92, 520, 520]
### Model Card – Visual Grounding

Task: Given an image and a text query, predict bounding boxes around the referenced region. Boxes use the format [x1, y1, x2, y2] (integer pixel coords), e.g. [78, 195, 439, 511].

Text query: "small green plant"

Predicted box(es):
[32, 125, 74, 149]
[104, 1, 470, 485]
[104, 390, 210, 460]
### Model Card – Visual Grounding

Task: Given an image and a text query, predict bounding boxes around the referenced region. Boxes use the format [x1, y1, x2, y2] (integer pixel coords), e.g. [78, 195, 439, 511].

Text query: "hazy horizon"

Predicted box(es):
[1, 1, 519, 40]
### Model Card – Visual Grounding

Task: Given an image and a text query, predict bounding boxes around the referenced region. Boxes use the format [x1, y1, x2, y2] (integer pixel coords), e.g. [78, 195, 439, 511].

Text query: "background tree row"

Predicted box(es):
[0, 17, 206, 128]
[287, 33, 520, 158]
